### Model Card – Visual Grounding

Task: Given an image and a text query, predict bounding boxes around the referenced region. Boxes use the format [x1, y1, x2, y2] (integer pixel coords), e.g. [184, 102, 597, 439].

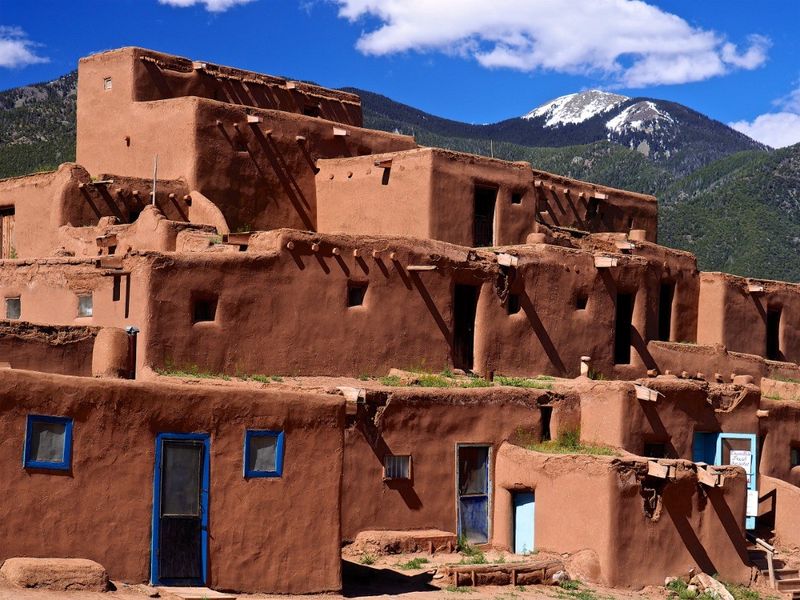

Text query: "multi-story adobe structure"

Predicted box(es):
[3, 47, 800, 595]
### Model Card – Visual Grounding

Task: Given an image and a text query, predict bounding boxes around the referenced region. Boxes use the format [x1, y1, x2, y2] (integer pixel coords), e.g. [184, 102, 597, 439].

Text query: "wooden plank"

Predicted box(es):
[647, 461, 670, 479]
[497, 253, 519, 267]
[594, 256, 618, 268]
[407, 265, 437, 271]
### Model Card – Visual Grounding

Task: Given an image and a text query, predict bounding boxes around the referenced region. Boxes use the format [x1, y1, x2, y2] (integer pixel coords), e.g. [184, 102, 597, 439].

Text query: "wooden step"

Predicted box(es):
[774, 568, 800, 578]
[157, 588, 236, 600]
[775, 578, 800, 591]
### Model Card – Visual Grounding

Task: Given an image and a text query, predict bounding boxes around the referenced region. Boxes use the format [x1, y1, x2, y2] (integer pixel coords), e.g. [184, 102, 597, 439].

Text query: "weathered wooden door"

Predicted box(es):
[152, 433, 209, 586]
[0, 208, 14, 258]
[457, 444, 490, 544]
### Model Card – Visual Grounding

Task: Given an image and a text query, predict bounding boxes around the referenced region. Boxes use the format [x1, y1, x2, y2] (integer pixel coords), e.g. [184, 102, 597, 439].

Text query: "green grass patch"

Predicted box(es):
[379, 375, 403, 386]
[415, 373, 453, 387]
[359, 553, 376, 566]
[444, 586, 474, 594]
[527, 429, 616, 456]
[496, 375, 553, 390]
[396, 557, 429, 570]
[156, 364, 230, 381]
[666, 579, 715, 600]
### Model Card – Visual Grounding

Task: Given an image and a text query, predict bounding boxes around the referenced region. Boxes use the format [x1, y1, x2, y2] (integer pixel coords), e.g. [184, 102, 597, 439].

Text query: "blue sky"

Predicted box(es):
[1, 0, 799, 146]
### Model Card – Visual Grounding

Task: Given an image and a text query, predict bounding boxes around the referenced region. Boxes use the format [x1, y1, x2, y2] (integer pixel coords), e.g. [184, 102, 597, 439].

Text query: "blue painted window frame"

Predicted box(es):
[243, 430, 284, 478]
[23, 414, 73, 471]
[150, 432, 210, 587]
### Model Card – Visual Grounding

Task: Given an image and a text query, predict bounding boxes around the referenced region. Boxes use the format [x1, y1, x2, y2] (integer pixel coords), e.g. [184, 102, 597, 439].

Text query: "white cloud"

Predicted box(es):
[158, 0, 255, 12]
[0, 26, 48, 68]
[730, 83, 800, 149]
[334, 0, 769, 87]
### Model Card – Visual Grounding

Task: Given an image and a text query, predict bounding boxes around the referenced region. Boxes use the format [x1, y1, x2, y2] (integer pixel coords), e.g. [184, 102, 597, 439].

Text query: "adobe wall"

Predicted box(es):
[127, 229, 705, 380]
[758, 476, 800, 551]
[647, 341, 800, 384]
[341, 387, 577, 540]
[532, 170, 658, 242]
[698, 272, 800, 363]
[316, 150, 435, 240]
[478, 243, 697, 379]
[0, 164, 194, 259]
[77, 50, 416, 234]
[0, 321, 98, 376]
[579, 379, 759, 457]
[0, 369, 344, 593]
[493, 444, 750, 588]
[92, 47, 362, 125]
[758, 393, 800, 487]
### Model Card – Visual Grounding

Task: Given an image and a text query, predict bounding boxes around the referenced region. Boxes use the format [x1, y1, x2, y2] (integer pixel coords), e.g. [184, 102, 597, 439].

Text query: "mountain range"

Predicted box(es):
[1, 72, 798, 281]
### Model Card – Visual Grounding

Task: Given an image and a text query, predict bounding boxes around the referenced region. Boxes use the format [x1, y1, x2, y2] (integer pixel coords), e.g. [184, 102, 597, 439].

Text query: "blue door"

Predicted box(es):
[693, 432, 757, 530]
[513, 491, 535, 554]
[457, 445, 490, 544]
[151, 433, 210, 586]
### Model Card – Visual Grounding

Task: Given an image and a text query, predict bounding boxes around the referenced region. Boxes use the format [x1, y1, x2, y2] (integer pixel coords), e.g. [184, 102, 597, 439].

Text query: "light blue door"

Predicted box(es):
[513, 491, 535, 554]
[692, 432, 757, 530]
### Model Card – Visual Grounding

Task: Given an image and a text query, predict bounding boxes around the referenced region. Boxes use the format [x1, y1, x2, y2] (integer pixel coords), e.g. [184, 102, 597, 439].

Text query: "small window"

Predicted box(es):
[112, 276, 121, 302]
[243, 430, 284, 478]
[347, 283, 367, 307]
[510, 192, 523, 205]
[644, 442, 668, 459]
[77, 294, 93, 318]
[576, 293, 588, 310]
[24, 415, 73, 471]
[383, 454, 411, 480]
[507, 293, 521, 315]
[791, 446, 800, 469]
[303, 104, 321, 118]
[192, 295, 218, 323]
[6, 297, 20, 320]
[103, 77, 112, 91]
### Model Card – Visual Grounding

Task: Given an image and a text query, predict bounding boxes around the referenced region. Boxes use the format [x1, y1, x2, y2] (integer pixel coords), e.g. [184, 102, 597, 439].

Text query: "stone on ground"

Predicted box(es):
[0, 557, 108, 591]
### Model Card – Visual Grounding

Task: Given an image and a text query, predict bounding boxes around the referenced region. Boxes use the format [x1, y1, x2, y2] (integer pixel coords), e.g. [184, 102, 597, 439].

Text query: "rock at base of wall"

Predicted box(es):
[0, 558, 109, 591]
[350, 529, 458, 555]
[692, 573, 734, 600]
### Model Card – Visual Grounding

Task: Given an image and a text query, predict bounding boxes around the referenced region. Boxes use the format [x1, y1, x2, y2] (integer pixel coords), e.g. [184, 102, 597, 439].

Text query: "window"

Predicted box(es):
[791, 446, 800, 469]
[77, 294, 93, 318]
[576, 293, 588, 310]
[24, 415, 73, 471]
[644, 442, 668, 459]
[103, 77, 112, 91]
[303, 104, 321, 118]
[383, 454, 411, 480]
[192, 294, 218, 323]
[614, 292, 635, 364]
[5, 297, 20, 320]
[347, 282, 367, 307]
[507, 293, 520, 315]
[510, 191, 523, 205]
[243, 430, 284, 478]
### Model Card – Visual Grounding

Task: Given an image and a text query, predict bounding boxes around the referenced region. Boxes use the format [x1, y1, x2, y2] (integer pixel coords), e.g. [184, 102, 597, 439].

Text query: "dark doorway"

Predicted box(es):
[453, 285, 479, 371]
[473, 185, 497, 247]
[658, 283, 674, 342]
[152, 433, 209, 586]
[767, 307, 782, 360]
[614, 292, 635, 364]
[539, 406, 552, 442]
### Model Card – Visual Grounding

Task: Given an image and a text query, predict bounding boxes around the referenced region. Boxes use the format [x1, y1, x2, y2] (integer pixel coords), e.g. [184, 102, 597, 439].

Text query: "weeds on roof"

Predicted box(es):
[359, 553, 376, 566]
[495, 375, 553, 390]
[527, 429, 616, 456]
[156, 364, 230, 381]
[396, 557, 429, 570]
[379, 375, 403, 386]
[773, 375, 800, 384]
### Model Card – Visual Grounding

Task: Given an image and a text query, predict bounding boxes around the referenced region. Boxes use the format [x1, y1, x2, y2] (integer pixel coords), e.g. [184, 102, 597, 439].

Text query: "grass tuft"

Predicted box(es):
[359, 553, 376, 566]
[396, 557, 430, 570]
[527, 429, 617, 456]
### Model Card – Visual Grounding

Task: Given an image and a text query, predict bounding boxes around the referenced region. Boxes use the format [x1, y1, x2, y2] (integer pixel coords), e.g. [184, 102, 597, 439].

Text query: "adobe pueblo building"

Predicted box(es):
[3, 47, 800, 595]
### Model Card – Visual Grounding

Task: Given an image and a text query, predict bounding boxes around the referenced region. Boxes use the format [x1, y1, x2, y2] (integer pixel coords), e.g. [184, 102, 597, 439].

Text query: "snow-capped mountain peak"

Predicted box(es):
[605, 101, 675, 135]
[522, 90, 629, 128]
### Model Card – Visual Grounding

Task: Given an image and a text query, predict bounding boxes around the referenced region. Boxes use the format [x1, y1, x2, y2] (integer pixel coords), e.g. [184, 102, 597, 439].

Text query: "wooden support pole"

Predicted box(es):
[286, 241, 295, 250]
[311, 243, 320, 252]
[332, 247, 340, 256]
[407, 265, 437, 271]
